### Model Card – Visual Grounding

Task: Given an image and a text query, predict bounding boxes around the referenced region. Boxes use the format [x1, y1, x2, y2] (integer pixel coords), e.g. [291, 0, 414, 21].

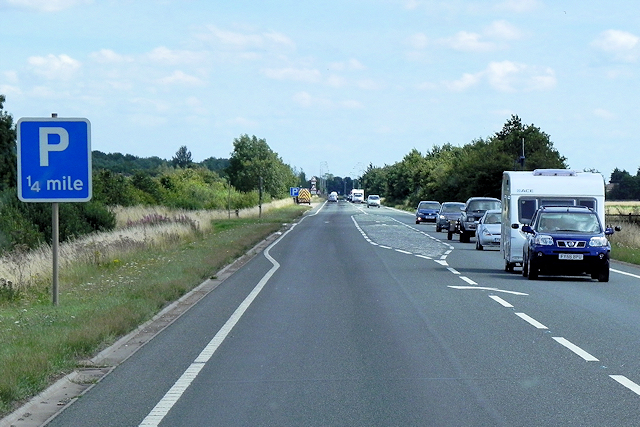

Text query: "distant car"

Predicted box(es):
[522, 206, 614, 282]
[367, 194, 381, 208]
[457, 197, 501, 242]
[415, 201, 441, 224]
[436, 202, 465, 232]
[475, 209, 501, 250]
[328, 191, 338, 202]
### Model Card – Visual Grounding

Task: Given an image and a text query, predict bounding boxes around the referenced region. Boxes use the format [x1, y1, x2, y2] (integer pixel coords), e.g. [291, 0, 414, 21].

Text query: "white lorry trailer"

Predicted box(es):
[501, 169, 605, 272]
[351, 189, 365, 203]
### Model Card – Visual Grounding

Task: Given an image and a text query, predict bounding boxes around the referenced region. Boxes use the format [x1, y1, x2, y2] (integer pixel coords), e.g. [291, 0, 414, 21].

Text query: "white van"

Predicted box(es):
[501, 169, 605, 272]
[351, 189, 365, 203]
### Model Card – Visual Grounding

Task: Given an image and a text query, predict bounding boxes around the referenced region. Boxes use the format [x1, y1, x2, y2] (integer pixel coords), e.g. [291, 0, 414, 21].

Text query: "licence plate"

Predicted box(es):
[559, 253, 583, 260]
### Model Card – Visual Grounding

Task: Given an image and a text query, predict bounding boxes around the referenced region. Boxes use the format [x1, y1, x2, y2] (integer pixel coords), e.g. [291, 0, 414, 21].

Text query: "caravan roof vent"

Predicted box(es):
[533, 169, 578, 177]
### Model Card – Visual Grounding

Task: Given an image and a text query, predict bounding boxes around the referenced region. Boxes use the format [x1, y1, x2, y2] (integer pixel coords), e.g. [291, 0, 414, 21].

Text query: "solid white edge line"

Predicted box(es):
[610, 375, 640, 396]
[552, 337, 599, 361]
[489, 295, 513, 308]
[515, 312, 548, 329]
[139, 216, 298, 426]
[611, 268, 640, 280]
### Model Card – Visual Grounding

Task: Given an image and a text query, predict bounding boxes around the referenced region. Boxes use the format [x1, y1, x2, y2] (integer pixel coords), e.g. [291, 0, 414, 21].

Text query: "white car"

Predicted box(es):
[367, 194, 381, 208]
[328, 191, 338, 202]
[475, 209, 501, 250]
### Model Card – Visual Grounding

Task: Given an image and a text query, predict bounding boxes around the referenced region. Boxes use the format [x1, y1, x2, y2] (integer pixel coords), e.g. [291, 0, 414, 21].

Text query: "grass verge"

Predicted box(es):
[0, 204, 309, 417]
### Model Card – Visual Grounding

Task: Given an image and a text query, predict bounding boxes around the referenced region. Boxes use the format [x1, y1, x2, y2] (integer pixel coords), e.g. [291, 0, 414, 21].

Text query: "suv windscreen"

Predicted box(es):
[468, 200, 500, 211]
[536, 212, 602, 233]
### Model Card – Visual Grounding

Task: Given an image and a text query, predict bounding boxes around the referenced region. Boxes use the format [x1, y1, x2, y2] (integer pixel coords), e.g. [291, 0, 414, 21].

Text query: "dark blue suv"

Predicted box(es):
[522, 206, 614, 282]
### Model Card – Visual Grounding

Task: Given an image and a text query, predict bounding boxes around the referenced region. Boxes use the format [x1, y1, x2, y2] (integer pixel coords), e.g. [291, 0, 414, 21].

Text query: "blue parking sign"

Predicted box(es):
[17, 118, 92, 202]
[290, 187, 300, 197]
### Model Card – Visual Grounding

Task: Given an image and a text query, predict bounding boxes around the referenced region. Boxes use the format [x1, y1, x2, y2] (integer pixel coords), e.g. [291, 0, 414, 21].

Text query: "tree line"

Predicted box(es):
[0, 95, 301, 252]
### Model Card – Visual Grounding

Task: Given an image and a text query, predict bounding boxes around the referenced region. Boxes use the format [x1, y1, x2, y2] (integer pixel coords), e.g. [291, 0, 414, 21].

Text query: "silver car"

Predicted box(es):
[475, 209, 501, 250]
[367, 194, 381, 208]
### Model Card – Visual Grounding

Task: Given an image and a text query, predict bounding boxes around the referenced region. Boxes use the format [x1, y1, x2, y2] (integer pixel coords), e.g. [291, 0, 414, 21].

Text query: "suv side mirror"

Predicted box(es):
[521, 225, 534, 234]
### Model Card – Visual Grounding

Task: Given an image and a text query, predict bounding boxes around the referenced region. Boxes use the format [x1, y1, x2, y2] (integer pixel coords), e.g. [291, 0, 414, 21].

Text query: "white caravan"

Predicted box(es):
[501, 169, 605, 272]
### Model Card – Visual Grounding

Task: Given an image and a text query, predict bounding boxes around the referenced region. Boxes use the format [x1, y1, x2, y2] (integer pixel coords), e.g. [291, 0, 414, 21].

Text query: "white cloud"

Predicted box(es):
[203, 25, 295, 51]
[484, 20, 522, 41]
[156, 70, 204, 86]
[594, 108, 615, 120]
[146, 46, 207, 65]
[446, 73, 481, 91]
[442, 61, 556, 92]
[27, 54, 81, 80]
[328, 59, 366, 71]
[0, 84, 21, 96]
[263, 67, 322, 83]
[407, 33, 429, 50]
[495, 0, 540, 13]
[89, 49, 133, 64]
[3, 0, 90, 12]
[592, 30, 640, 62]
[443, 31, 495, 52]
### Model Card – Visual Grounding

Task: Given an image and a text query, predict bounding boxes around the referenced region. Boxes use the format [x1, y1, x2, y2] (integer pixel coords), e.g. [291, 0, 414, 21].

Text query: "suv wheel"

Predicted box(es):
[527, 256, 538, 280]
[597, 260, 610, 282]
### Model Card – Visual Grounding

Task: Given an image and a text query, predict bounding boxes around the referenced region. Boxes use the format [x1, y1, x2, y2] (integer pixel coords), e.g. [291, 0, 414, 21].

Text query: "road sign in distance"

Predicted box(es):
[17, 117, 92, 202]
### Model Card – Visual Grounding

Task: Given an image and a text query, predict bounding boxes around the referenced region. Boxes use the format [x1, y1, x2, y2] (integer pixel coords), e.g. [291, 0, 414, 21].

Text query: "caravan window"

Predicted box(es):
[579, 199, 596, 210]
[518, 197, 598, 224]
[519, 199, 537, 224]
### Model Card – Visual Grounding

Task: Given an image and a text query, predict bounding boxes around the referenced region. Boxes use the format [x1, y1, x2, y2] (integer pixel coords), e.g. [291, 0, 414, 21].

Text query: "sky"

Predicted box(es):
[1, 0, 639, 182]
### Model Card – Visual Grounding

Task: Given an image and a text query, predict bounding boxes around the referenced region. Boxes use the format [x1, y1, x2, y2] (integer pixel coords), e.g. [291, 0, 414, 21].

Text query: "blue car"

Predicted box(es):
[415, 200, 441, 224]
[522, 206, 614, 282]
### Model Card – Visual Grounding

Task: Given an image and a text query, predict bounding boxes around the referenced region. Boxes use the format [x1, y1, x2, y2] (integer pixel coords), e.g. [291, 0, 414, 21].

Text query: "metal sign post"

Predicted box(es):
[17, 114, 91, 305]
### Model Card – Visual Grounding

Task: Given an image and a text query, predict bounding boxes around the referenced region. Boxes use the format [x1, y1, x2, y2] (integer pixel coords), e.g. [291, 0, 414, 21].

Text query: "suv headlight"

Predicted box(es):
[534, 235, 554, 246]
[589, 236, 608, 247]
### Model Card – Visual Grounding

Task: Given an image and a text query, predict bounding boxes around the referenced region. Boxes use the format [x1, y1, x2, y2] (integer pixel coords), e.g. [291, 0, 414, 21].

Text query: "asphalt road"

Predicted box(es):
[39, 201, 640, 426]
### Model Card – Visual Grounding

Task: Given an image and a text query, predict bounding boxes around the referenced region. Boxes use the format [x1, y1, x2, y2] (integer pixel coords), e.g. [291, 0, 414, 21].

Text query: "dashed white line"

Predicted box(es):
[447, 267, 460, 275]
[489, 295, 513, 308]
[459, 276, 477, 285]
[395, 249, 412, 254]
[415, 255, 432, 260]
[552, 337, 599, 362]
[610, 375, 640, 396]
[515, 312, 548, 329]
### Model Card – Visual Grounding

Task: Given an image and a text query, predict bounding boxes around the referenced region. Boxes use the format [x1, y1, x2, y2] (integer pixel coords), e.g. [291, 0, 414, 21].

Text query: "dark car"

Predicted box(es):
[522, 206, 614, 282]
[458, 197, 501, 242]
[415, 200, 441, 224]
[435, 202, 465, 232]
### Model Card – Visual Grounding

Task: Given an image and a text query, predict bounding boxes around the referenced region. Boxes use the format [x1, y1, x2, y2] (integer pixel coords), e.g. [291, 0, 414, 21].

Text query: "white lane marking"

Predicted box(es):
[459, 276, 477, 285]
[139, 215, 297, 426]
[447, 267, 460, 275]
[416, 255, 432, 260]
[435, 260, 448, 266]
[515, 312, 548, 329]
[395, 249, 412, 254]
[489, 295, 513, 308]
[610, 375, 640, 396]
[448, 286, 528, 296]
[552, 337, 599, 362]
[611, 268, 640, 279]
[379, 245, 392, 249]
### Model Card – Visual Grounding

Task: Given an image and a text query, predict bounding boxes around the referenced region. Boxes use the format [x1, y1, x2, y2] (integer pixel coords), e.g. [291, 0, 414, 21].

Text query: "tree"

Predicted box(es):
[226, 134, 297, 198]
[171, 145, 193, 168]
[0, 95, 17, 191]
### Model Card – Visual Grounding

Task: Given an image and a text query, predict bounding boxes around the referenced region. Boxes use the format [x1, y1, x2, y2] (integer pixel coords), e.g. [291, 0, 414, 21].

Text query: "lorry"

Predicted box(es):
[501, 169, 606, 272]
[351, 189, 365, 203]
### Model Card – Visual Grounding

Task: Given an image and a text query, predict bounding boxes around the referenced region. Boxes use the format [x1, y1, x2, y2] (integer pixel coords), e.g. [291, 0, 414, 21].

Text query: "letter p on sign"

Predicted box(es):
[39, 127, 69, 167]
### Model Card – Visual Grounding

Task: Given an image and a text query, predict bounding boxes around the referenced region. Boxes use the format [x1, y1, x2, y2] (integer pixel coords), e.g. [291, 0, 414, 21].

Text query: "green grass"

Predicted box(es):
[0, 204, 308, 416]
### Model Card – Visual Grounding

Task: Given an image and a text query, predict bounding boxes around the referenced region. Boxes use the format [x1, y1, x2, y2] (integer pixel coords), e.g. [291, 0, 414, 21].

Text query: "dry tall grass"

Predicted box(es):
[0, 198, 294, 290]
